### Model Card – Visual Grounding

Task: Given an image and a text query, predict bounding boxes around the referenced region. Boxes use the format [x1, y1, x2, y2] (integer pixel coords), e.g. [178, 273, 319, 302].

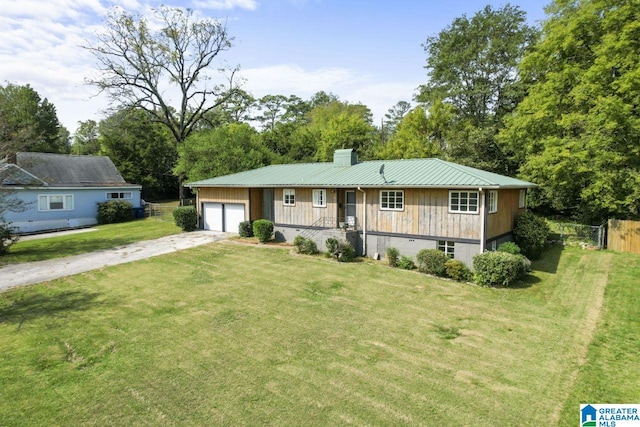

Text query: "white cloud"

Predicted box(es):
[192, 0, 258, 10]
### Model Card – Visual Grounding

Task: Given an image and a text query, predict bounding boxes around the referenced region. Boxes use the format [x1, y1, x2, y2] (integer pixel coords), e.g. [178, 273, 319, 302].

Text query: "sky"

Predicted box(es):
[1, 0, 550, 135]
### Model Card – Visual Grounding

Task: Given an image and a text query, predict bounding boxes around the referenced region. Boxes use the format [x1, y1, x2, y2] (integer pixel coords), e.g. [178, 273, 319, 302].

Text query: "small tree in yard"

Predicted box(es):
[513, 211, 550, 259]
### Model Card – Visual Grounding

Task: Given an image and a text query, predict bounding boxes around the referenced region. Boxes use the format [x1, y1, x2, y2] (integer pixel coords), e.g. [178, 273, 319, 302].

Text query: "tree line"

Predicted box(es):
[1, 0, 638, 223]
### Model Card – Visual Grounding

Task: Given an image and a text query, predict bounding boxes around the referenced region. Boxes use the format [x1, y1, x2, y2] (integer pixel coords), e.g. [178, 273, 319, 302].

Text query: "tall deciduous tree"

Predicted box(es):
[99, 108, 179, 200]
[72, 120, 100, 155]
[500, 0, 640, 221]
[84, 6, 239, 197]
[0, 83, 69, 156]
[175, 123, 271, 182]
[377, 106, 441, 160]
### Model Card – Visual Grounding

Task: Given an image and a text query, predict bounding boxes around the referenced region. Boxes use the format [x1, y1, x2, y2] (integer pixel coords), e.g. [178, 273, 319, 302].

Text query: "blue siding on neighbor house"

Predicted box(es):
[5, 187, 142, 233]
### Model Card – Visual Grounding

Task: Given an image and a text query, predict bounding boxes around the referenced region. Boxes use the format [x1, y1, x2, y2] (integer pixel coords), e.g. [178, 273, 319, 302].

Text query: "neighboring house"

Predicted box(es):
[186, 149, 536, 266]
[1, 152, 142, 233]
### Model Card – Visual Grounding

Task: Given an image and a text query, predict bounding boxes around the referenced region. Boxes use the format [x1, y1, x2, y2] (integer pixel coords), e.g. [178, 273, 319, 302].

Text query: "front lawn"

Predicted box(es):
[1, 218, 181, 265]
[0, 244, 635, 426]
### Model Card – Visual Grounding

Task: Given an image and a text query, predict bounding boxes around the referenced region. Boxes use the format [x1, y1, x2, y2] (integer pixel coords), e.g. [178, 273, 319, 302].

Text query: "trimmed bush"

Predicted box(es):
[397, 255, 415, 270]
[473, 251, 526, 287]
[416, 249, 449, 276]
[513, 211, 550, 259]
[444, 259, 472, 282]
[252, 219, 274, 243]
[498, 241, 521, 255]
[97, 200, 133, 224]
[173, 206, 197, 231]
[238, 221, 253, 237]
[386, 247, 400, 267]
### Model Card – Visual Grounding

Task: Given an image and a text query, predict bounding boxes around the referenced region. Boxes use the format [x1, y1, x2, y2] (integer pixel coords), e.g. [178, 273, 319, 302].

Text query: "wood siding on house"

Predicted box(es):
[274, 188, 340, 227]
[196, 187, 250, 221]
[486, 189, 524, 240]
[366, 188, 481, 240]
[249, 188, 263, 221]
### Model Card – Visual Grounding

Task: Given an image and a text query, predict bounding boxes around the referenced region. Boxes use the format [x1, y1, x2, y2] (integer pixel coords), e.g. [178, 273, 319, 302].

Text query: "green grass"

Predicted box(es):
[0, 244, 636, 426]
[558, 250, 640, 425]
[2, 218, 181, 265]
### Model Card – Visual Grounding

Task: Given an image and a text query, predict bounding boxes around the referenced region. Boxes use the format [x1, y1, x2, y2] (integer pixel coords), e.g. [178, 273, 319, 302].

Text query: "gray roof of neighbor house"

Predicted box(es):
[1, 152, 139, 187]
[186, 152, 537, 190]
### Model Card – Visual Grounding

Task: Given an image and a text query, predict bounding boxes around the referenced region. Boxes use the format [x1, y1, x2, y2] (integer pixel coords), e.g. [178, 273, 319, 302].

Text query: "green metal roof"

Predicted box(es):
[186, 157, 536, 189]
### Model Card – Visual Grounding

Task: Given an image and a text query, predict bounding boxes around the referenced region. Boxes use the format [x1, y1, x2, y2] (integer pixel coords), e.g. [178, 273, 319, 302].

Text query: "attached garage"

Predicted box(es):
[202, 202, 245, 232]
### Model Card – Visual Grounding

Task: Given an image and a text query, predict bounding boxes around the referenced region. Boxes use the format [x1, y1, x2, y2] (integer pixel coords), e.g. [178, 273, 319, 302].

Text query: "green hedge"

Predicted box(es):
[386, 247, 400, 267]
[473, 251, 529, 287]
[444, 259, 473, 282]
[293, 235, 318, 255]
[253, 219, 274, 243]
[416, 249, 449, 276]
[173, 206, 197, 231]
[238, 221, 253, 237]
[97, 200, 133, 224]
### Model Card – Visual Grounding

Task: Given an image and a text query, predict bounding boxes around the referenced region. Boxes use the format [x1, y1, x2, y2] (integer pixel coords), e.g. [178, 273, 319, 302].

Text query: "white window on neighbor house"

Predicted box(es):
[449, 191, 479, 213]
[438, 240, 455, 259]
[380, 190, 404, 211]
[312, 189, 326, 208]
[519, 189, 526, 208]
[106, 192, 132, 200]
[488, 190, 498, 214]
[38, 194, 74, 211]
[283, 189, 295, 206]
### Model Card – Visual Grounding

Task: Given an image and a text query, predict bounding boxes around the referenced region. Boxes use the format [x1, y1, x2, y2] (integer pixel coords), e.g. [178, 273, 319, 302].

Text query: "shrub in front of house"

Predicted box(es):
[513, 211, 550, 259]
[416, 249, 449, 276]
[325, 237, 355, 262]
[238, 221, 253, 237]
[173, 206, 198, 231]
[0, 221, 18, 256]
[473, 251, 528, 287]
[339, 242, 355, 262]
[252, 219, 274, 243]
[444, 259, 473, 282]
[293, 235, 318, 255]
[497, 241, 521, 255]
[397, 255, 415, 270]
[97, 200, 134, 224]
[386, 247, 400, 267]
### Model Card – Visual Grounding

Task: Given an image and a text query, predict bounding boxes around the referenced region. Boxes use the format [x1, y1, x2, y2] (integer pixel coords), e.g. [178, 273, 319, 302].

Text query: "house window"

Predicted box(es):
[312, 189, 326, 208]
[283, 189, 295, 206]
[380, 190, 404, 211]
[106, 192, 132, 200]
[449, 191, 479, 213]
[38, 194, 74, 211]
[488, 190, 498, 214]
[438, 240, 455, 259]
[519, 189, 526, 208]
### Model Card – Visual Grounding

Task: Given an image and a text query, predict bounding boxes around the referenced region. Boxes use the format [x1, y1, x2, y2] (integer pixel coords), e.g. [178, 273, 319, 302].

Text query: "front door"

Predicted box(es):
[262, 189, 274, 222]
[345, 190, 356, 228]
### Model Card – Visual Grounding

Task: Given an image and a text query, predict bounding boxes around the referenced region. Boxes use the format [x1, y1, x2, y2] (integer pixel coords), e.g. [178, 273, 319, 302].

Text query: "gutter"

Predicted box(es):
[357, 187, 366, 256]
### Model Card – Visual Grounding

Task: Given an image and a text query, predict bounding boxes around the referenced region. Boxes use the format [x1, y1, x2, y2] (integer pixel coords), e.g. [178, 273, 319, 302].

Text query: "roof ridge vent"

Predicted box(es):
[333, 149, 358, 166]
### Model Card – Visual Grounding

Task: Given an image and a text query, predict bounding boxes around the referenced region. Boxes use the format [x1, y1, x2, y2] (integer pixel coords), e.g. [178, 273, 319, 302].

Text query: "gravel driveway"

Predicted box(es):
[0, 231, 232, 292]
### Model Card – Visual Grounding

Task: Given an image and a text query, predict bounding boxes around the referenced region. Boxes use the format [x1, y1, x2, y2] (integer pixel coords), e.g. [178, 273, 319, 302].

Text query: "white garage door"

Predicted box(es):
[224, 204, 245, 234]
[202, 203, 245, 232]
[203, 203, 223, 231]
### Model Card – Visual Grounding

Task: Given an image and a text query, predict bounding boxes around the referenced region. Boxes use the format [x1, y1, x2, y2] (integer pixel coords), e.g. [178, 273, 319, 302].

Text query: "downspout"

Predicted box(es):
[357, 187, 366, 256]
[479, 187, 486, 253]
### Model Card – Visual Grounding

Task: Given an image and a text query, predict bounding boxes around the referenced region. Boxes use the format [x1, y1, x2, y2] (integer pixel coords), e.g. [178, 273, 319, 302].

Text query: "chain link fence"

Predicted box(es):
[549, 222, 605, 249]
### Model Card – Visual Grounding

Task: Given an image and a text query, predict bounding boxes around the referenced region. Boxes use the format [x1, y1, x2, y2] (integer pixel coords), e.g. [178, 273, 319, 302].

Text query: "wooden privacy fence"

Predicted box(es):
[608, 219, 640, 254]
